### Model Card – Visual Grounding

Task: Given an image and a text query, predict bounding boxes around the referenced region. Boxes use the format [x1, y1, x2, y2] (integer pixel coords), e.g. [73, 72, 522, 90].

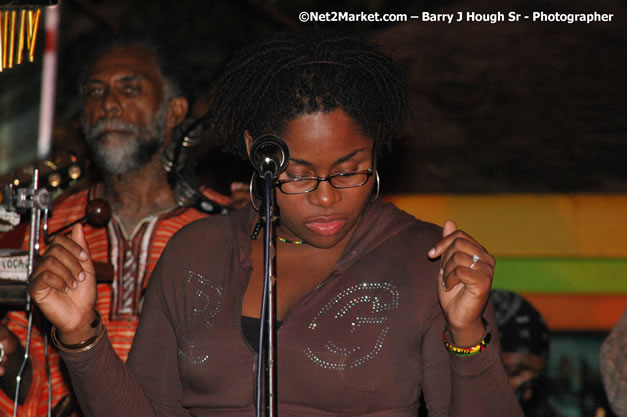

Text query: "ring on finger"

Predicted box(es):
[469, 254, 480, 270]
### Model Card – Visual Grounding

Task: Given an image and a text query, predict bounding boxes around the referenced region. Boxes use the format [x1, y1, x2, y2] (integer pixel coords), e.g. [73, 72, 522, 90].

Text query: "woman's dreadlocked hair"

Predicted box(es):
[210, 30, 409, 160]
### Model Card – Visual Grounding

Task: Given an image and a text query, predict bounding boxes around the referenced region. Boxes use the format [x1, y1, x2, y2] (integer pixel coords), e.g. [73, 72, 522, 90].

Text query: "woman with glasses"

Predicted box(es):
[27, 31, 523, 416]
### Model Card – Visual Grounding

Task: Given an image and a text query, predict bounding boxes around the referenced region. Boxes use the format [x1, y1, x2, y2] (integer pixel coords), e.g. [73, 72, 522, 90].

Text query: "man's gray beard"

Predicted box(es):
[82, 101, 169, 176]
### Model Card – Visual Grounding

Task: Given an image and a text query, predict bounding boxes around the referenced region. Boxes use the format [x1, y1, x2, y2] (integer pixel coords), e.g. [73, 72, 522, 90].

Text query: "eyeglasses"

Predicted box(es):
[276, 169, 373, 194]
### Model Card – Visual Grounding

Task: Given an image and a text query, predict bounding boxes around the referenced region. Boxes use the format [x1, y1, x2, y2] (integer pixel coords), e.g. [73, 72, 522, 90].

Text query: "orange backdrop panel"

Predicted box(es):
[522, 293, 627, 331]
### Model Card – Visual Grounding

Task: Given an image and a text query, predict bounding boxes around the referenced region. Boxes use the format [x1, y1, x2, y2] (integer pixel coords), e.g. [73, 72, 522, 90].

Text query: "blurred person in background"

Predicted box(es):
[599, 306, 627, 417]
[491, 289, 560, 417]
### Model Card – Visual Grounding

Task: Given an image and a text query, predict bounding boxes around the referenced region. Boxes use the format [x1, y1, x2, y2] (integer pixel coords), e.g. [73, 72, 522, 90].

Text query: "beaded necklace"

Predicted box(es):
[250, 218, 306, 245]
[277, 236, 305, 245]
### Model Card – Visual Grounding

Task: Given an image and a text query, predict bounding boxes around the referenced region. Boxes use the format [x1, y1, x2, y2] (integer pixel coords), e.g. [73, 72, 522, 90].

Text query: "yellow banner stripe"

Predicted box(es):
[384, 193, 627, 257]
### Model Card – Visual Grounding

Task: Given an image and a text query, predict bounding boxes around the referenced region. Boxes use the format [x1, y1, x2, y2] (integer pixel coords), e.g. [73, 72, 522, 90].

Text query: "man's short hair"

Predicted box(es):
[78, 32, 188, 101]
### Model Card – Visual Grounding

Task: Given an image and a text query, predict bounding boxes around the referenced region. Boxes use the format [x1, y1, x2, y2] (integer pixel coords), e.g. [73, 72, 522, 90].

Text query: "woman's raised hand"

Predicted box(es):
[28, 224, 99, 344]
[428, 220, 495, 346]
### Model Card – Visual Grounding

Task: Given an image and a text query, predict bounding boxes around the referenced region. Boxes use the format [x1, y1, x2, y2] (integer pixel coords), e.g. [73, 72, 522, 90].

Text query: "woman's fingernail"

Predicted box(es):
[79, 251, 88, 260]
[428, 248, 435, 257]
[72, 280, 78, 289]
[439, 268, 444, 277]
[78, 272, 86, 281]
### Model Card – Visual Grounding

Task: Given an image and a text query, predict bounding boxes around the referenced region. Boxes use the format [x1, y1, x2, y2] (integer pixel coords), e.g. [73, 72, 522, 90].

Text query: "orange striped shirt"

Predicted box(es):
[0, 187, 209, 417]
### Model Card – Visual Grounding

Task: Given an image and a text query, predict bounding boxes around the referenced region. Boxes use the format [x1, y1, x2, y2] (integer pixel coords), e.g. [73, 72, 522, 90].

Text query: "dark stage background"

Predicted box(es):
[0, 0, 624, 195]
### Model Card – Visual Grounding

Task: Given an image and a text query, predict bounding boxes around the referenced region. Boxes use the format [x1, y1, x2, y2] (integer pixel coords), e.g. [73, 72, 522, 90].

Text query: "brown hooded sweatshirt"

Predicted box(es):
[61, 201, 524, 417]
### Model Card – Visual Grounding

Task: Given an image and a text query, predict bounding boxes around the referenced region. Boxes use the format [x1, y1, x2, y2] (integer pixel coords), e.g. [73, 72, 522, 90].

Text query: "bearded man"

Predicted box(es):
[0, 35, 229, 416]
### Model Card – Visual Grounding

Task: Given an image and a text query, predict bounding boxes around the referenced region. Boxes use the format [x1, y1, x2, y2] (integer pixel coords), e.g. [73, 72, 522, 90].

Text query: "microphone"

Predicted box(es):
[161, 117, 205, 173]
[159, 116, 230, 215]
[249, 134, 290, 179]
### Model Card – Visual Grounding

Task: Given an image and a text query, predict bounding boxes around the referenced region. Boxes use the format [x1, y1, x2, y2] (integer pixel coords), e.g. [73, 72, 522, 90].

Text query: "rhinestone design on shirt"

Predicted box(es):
[184, 270, 224, 328]
[177, 271, 224, 365]
[305, 282, 400, 370]
[177, 332, 209, 365]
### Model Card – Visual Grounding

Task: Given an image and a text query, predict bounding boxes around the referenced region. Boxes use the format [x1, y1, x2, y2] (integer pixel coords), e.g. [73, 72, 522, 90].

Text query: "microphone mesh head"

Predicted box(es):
[250, 134, 289, 177]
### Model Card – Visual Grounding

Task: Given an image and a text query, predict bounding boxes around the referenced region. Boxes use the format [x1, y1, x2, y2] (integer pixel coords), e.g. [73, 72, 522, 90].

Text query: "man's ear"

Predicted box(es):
[244, 130, 254, 159]
[167, 97, 189, 129]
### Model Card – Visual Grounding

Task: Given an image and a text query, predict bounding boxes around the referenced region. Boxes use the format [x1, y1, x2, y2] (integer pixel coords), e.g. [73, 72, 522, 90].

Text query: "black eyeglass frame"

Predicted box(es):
[275, 168, 374, 194]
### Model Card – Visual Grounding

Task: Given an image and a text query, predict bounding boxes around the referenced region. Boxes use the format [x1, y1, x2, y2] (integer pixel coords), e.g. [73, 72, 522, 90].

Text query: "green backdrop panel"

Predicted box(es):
[493, 257, 627, 293]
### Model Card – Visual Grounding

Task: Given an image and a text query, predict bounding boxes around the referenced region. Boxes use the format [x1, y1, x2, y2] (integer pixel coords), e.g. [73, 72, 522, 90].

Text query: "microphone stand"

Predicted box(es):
[256, 170, 278, 417]
[249, 133, 288, 417]
[7, 169, 52, 417]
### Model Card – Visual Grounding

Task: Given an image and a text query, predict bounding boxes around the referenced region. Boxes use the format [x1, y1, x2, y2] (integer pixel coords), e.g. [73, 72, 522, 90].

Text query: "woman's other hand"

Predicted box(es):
[428, 220, 495, 346]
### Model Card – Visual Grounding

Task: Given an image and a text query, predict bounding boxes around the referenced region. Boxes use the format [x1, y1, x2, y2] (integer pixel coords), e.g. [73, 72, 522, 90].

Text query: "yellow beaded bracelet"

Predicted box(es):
[442, 325, 491, 356]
